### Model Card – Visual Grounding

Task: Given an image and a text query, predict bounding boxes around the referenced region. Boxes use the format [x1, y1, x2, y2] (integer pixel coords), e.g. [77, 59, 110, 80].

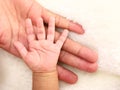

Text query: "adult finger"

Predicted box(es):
[42, 8, 84, 34]
[57, 65, 78, 84]
[55, 31, 98, 63]
[59, 50, 98, 72]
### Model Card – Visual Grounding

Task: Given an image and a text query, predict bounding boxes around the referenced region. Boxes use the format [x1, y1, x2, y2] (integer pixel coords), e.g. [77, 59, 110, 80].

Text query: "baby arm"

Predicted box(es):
[14, 17, 68, 90]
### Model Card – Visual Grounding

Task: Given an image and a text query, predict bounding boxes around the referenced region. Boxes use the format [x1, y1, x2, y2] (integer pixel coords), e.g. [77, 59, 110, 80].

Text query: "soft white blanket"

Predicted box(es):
[0, 0, 120, 90]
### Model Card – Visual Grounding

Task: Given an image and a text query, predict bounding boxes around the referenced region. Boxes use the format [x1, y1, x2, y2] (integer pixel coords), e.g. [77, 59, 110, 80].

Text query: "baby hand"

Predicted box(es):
[14, 17, 68, 73]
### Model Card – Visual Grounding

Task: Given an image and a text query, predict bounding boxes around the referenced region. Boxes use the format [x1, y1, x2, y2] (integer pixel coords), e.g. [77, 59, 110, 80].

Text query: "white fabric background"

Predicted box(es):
[0, 0, 120, 90]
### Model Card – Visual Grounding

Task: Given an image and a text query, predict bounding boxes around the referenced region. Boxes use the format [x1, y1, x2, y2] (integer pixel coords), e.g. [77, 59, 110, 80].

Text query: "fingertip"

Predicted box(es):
[87, 63, 98, 73]
[49, 16, 55, 23]
[92, 51, 98, 62]
[36, 17, 43, 24]
[68, 74, 78, 84]
[64, 29, 69, 33]
[25, 18, 32, 25]
[69, 21, 85, 34]
[13, 41, 20, 48]
[38, 17, 43, 21]
[57, 66, 78, 84]
[89, 50, 98, 63]
[63, 29, 69, 36]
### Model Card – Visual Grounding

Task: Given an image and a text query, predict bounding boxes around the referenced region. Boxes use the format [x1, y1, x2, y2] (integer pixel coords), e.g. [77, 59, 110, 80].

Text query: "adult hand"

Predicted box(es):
[0, 0, 98, 84]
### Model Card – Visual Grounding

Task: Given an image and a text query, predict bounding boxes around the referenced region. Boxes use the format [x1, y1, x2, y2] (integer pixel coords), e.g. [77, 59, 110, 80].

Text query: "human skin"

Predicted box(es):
[0, 0, 98, 84]
[14, 17, 68, 90]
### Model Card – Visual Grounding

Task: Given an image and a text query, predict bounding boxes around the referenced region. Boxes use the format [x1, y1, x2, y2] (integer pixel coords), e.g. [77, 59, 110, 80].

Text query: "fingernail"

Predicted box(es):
[64, 29, 69, 33]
